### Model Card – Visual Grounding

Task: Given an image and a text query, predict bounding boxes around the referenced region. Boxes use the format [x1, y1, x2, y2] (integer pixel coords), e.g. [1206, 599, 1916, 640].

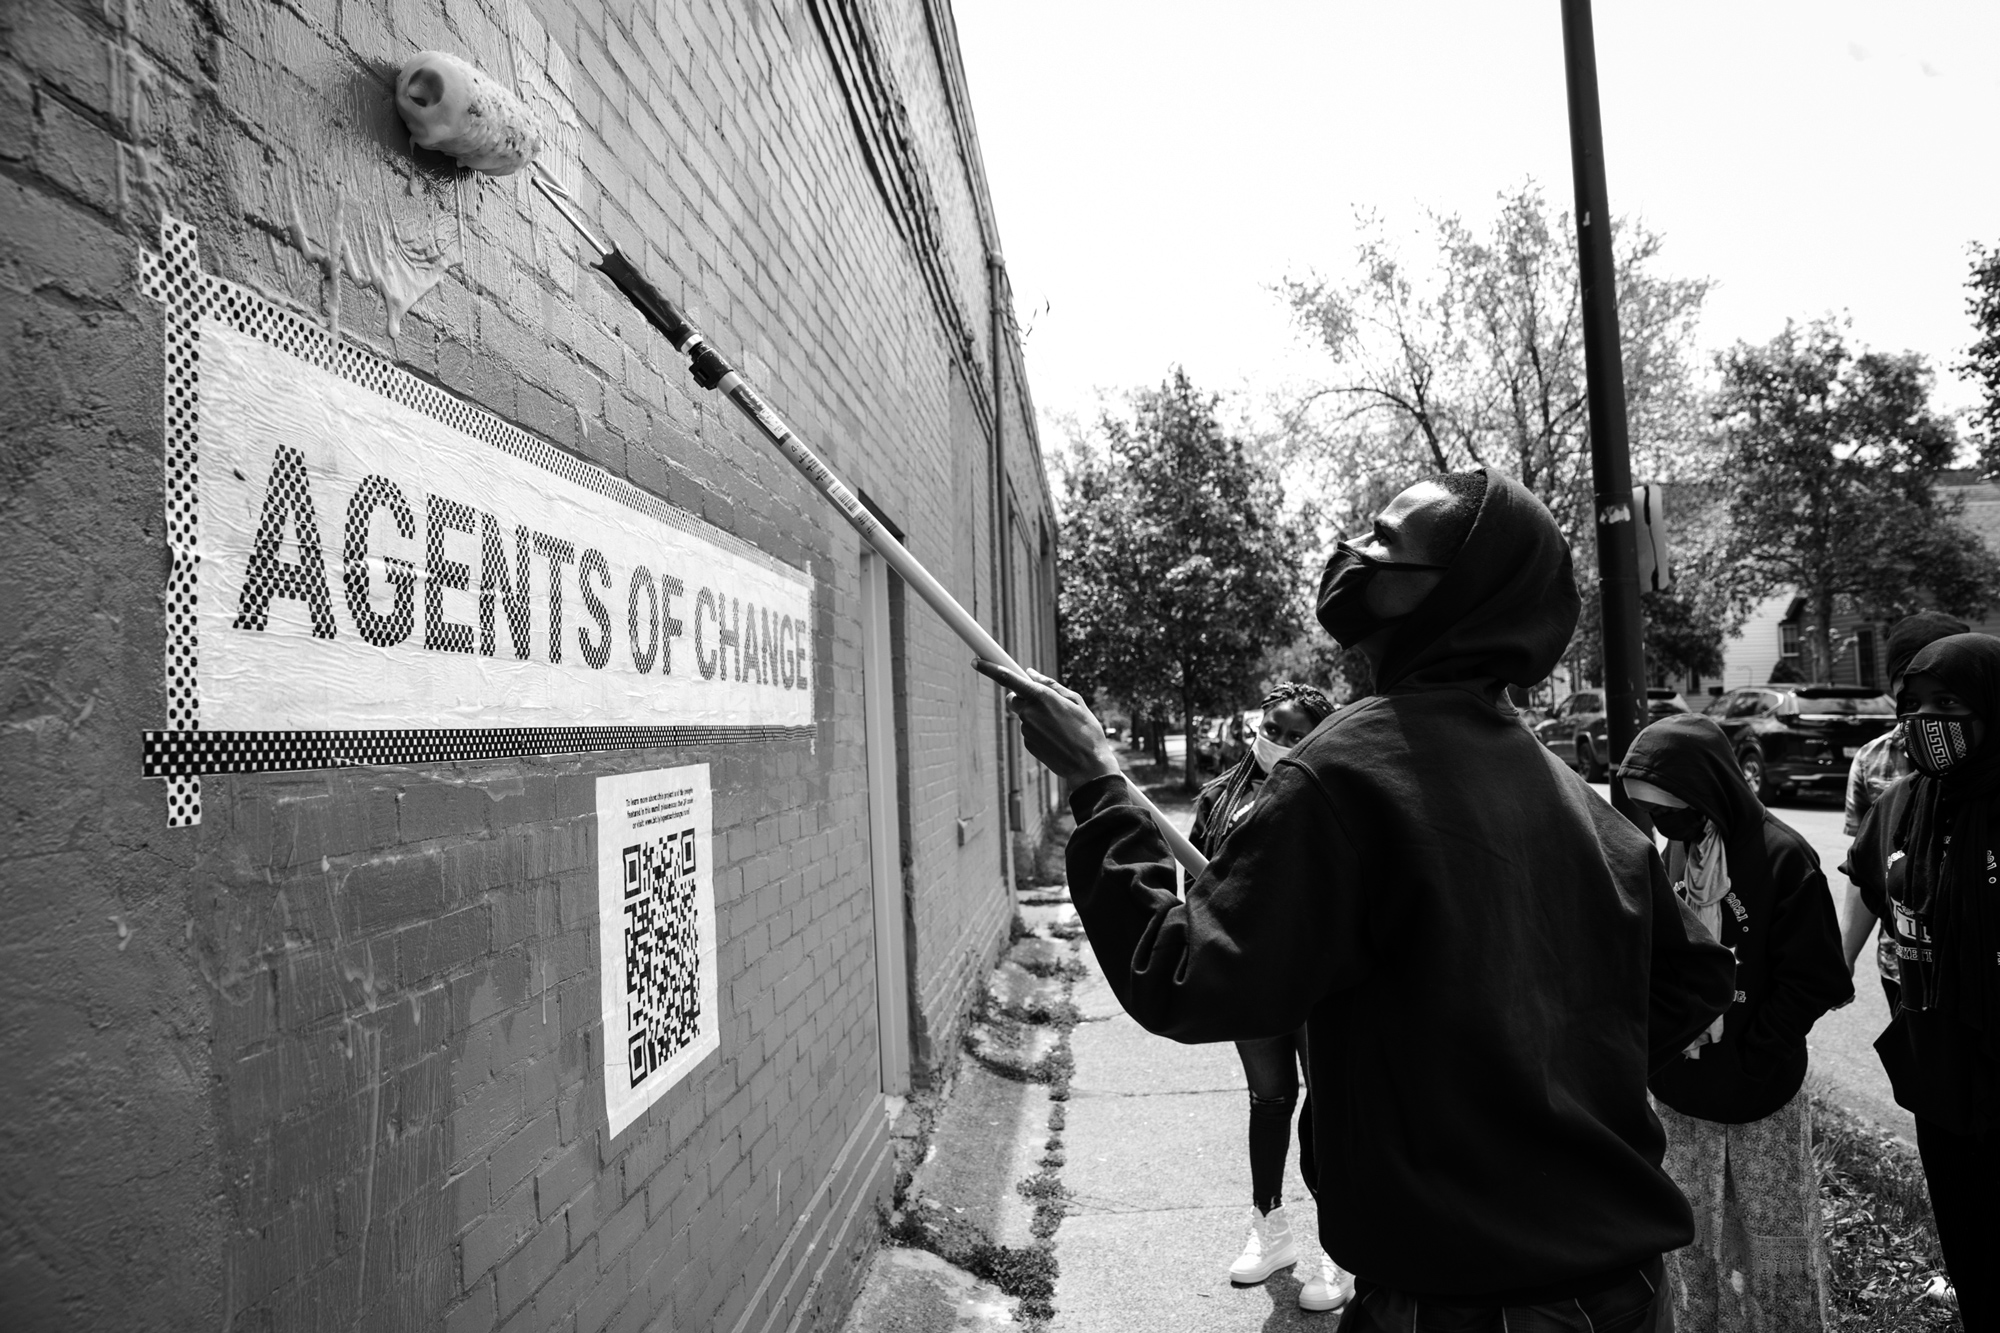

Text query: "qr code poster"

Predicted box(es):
[596, 764, 720, 1139]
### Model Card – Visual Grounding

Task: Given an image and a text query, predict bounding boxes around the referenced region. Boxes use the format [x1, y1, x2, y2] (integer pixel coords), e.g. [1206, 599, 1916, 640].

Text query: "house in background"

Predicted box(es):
[1691, 470, 2000, 699]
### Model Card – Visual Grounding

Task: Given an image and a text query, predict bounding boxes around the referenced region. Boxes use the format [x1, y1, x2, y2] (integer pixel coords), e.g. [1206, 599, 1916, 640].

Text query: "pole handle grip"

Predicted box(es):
[595, 250, 696, 348]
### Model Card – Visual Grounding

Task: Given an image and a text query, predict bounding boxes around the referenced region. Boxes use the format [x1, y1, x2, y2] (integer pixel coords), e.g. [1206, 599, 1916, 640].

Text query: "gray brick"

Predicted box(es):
[493, 1209, 567, 1316]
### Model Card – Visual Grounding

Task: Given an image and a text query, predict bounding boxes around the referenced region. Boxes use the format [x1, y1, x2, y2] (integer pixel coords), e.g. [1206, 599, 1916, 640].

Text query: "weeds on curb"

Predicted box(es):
[1811, 1094, 1957, 1332]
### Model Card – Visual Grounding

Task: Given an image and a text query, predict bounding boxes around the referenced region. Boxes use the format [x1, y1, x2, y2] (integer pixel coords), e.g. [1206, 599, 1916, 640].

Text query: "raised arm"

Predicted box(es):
[1064, 760, 1367, 1043]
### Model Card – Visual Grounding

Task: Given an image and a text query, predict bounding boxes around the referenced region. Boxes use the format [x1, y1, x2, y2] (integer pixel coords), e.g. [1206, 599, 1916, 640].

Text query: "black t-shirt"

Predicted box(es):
[1844, 778, 2000, 1135]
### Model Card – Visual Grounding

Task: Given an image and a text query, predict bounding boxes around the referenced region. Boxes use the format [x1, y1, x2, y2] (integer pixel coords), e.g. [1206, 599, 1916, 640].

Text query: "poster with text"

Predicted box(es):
[141, 214, 815, 826]
[597, 763, 719, 1139]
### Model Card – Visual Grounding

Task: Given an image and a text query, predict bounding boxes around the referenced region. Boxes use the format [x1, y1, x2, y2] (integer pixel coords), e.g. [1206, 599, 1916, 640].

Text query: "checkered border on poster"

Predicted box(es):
[141, 726, 808, 778]
[139, 216, 813, 824]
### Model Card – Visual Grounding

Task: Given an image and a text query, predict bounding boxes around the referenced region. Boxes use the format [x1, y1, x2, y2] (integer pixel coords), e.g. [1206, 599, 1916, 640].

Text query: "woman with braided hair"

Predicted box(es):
[1189, 681, 1352, 1312]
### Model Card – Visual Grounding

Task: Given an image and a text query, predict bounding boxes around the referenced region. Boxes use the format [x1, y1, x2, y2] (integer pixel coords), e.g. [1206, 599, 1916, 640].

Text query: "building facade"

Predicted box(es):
[1692, 474, 2000, 698]
[0, 0, 1055, 1329]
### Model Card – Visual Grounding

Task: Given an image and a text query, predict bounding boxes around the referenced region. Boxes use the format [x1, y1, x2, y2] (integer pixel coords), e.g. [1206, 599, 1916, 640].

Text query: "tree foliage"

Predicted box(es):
[1057, 370, 1305, 788]
[1962, 240, 2000, 472]
[1708, 319, 2000, 680]
[1281, 182, 1715, 548]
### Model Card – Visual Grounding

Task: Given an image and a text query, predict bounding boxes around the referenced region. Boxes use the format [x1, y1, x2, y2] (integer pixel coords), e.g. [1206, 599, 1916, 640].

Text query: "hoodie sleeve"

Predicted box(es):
[1065, 763, 1367, 1043]
[1647, 851, 1740, 1074]
[1737, 830, 1855, 1076]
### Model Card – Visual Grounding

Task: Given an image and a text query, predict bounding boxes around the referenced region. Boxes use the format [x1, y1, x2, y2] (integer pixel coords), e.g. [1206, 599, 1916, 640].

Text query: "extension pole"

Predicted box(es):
[530, 177, 1209, 875]
[1560, 0, 1649, 821]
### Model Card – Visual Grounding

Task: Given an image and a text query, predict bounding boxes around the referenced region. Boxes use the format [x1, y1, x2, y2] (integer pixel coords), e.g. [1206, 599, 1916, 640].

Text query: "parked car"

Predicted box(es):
[1535, 688, 1688, 780]
[1645, 688, 1692, 720]
[1193, 709, 1264, 771]
[1536, 689, 1613, 780]
[1699, 685, 1895, 801]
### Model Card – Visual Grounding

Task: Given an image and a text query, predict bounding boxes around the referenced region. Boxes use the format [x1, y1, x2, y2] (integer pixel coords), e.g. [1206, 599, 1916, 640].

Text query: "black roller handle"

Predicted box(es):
[594, 249, 695, 348]
[593, 249, 734, 390]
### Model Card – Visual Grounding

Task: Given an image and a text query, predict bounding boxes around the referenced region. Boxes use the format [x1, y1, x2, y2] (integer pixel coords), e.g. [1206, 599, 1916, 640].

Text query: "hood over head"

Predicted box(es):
[1891, 633, 2000, 1050]
[1618, 713, 1764, 840]
[1326, 468, 1579, 692]
[1904, 633, 2000, 733]
[1888, 612, 1971, 688]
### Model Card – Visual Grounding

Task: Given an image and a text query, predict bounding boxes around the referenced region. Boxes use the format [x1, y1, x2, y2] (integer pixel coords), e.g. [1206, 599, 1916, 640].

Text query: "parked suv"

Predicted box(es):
[1536, 688, 1689, 780]
[1700, 685, 1896, 801]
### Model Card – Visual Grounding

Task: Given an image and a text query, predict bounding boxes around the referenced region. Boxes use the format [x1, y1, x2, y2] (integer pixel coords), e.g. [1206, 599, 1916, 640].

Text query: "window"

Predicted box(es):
[1856, 627, 1878, 688]
[1725, 692, 1764, 719]
[1779, 622, 1801, 661]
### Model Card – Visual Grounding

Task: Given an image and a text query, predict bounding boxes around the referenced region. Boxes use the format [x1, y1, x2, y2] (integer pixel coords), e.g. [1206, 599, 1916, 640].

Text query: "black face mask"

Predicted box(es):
[1316, 541, 1447, 648]
[1637, 801, 1708, 843]
[1904, 714, 1976, 778]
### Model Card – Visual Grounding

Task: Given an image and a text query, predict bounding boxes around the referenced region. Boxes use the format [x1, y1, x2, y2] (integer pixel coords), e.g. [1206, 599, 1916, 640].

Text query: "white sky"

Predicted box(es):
[954, 1, 2000, 445]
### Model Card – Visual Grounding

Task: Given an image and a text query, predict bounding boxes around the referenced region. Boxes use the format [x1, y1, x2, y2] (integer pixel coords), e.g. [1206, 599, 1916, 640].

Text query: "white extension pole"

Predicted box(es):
[712, 373, 1212, 879]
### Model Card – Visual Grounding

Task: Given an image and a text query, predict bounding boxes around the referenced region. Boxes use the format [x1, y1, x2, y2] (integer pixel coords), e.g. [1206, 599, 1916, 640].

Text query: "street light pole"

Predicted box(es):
[1560, 0, 1648, 818]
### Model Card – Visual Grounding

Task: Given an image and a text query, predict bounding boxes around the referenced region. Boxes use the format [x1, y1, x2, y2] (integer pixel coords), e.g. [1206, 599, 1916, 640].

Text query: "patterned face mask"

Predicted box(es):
[1905, 715, 1973, 777]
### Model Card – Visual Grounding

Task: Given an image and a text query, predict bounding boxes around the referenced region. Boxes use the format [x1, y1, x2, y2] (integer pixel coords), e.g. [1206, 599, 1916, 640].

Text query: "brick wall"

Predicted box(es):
[0, 0, 1052, 1328]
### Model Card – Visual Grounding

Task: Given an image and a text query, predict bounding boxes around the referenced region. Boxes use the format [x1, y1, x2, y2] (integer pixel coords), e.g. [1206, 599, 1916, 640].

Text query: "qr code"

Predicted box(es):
[622, 831, 701, 1087]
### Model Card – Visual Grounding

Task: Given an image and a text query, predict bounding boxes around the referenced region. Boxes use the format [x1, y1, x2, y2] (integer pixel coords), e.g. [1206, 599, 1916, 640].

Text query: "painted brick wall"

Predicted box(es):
[0, 0, 1052, 1329]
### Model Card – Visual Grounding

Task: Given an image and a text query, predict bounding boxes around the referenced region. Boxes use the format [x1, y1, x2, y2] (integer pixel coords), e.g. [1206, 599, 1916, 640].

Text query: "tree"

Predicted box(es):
[1281, 182, 1715, 550]
[1258, 628, 1371, 705]
[1057, 370, 1305, 790]
[1639, 589, 1726, 684]
[1709, 320, 2000, 680]
[1962, 240, 2000, 472]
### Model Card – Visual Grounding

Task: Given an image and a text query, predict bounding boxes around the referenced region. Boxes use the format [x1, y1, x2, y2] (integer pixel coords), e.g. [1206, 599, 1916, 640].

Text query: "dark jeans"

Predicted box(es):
[1236, 1027, 1309, 1213]
[1336, 1257, 1668, 1333]
[1915, 1115, 2000, 1331]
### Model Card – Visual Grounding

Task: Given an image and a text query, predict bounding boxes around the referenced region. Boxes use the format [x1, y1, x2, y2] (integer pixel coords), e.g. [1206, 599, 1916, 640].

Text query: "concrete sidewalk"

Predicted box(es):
[1042, 779, 1339, 1330]
[1050, 934, 1339, 1332]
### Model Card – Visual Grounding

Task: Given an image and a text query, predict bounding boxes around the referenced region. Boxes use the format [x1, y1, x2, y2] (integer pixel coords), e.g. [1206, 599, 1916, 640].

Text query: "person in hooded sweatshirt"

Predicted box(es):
[1188, 682, 1348, 1305]
[1838, 612, 1969, 1011]
[1618, 714, 1852, 1332]
[978, 468, 1735, 1331]
[1843, 633, 2000, 1330]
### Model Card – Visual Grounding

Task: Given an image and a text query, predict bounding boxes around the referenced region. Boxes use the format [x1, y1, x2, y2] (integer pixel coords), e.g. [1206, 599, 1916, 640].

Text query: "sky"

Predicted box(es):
[953, 1, 2000, 448]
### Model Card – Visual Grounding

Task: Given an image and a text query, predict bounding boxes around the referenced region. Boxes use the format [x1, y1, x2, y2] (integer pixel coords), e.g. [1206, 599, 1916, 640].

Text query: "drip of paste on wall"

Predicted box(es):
[284, 171, 347, 341]
[341, 205, 458, 342]
[280, 162, 461, 348]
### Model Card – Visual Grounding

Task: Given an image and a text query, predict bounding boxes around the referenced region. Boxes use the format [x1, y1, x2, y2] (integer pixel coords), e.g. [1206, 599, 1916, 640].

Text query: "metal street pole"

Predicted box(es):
[1560, 0, 1649, 819]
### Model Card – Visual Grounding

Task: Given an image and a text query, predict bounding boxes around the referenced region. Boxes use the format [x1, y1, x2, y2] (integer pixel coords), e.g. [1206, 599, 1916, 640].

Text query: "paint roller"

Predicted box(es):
[391, 52, 1209, 876]
[396, 52, 541, 175]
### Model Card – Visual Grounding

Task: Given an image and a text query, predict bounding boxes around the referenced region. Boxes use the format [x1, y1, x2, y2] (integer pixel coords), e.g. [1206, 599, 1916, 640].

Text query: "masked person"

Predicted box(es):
[1619, 714, 1851, 1332]
[981, 468, 1734, 1331]
[1843, 633, 2000, 1329]
[1840, 612, 1969, 1010]
[1189, 682, 1347, 1307]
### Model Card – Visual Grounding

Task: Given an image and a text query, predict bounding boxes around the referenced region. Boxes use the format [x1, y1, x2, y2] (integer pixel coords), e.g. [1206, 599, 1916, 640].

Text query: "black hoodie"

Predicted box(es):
[1620, 714, 1853, 1124]
[1064, 470, 1735, 1300]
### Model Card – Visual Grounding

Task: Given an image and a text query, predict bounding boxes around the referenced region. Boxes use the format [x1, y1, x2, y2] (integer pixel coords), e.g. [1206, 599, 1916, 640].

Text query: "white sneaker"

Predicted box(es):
[1228, 1206, 1299, 1284]
[1298, 1255, 1355, 1312]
